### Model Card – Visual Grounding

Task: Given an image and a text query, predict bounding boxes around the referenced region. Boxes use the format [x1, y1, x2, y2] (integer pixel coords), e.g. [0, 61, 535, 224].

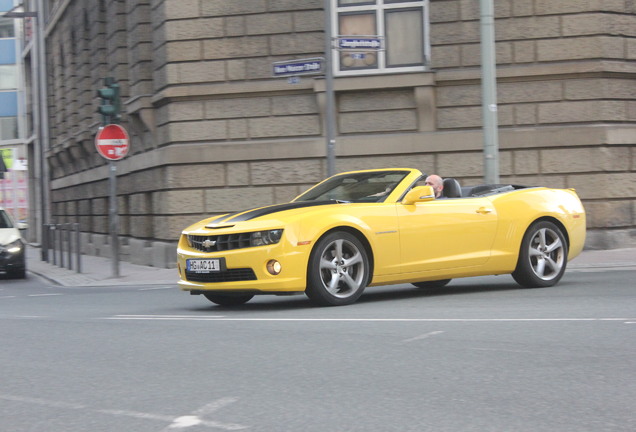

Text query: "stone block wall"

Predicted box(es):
[42, 0, 636, 267]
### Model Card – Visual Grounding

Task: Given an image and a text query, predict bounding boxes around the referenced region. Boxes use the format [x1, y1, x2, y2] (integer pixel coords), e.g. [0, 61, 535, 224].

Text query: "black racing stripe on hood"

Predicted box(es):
[209, 212, 241, 224]
[226, 201, 336, 222]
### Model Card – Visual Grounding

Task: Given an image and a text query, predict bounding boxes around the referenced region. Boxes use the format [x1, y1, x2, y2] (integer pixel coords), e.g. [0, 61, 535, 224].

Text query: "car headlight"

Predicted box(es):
[250, 229, 284, 247]
[4, 240, 24, 254]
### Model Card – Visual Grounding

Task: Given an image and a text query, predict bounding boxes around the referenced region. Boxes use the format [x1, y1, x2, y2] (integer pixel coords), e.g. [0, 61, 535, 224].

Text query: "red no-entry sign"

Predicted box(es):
[95, 124, 130, 161]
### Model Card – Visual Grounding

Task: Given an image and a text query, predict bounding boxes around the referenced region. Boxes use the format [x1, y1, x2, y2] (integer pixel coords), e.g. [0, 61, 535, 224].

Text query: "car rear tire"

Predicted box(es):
[203, 293, 254, 306]
[306, 231, 370, 306]
[412, 279, 452, 289]
[512, 221, 568, 288]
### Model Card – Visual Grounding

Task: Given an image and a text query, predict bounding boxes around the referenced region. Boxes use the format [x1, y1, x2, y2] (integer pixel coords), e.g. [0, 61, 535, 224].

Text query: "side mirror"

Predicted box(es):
[17, 222, 28, 231]
[402, 186, 436, 205]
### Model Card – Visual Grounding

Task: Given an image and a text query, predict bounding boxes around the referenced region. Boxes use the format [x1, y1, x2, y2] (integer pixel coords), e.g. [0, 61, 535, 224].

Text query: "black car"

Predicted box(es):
[0, 208, 26, 278]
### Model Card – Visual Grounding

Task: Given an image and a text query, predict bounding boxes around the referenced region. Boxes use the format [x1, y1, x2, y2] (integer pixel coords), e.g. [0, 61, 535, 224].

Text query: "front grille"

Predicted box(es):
[189, 233, 252, 252]
[186, 268, 257, 283]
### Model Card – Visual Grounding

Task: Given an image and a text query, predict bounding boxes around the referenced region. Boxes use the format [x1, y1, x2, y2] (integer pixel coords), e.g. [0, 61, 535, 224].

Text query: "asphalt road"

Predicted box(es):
[1, 270, 635, 432]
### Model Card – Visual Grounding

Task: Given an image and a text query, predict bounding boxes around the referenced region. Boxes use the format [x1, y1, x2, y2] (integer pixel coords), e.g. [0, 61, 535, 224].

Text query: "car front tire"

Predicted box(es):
[306, 231, 370, 306]
[512, 221, 568, 288]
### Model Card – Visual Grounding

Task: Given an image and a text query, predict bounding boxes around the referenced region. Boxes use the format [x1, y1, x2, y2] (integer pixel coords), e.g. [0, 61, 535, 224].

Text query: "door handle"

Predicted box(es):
[476, 207, 493, 214]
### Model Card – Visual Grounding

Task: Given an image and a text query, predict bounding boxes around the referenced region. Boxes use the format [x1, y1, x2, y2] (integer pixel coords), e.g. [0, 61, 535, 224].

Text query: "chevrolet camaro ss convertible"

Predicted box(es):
[177, 168, 586, 306]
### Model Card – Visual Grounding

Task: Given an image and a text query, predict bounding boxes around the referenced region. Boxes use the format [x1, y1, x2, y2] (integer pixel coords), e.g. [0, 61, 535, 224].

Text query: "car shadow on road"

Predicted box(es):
[357, 282, 525, 304]
[185, 279, 537, 312]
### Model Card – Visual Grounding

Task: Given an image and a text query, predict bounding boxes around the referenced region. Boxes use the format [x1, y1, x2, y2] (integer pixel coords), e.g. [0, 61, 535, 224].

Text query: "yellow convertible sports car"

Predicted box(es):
[177, 168, 586, 306]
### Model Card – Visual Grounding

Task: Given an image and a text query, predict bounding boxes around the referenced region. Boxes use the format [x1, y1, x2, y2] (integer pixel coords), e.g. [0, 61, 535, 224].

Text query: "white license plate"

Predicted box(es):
[187, 259, 222, 273]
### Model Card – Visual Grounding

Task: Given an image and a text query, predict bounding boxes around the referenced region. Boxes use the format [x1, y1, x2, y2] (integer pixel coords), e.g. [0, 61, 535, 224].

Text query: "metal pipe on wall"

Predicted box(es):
[480, 0, 500, 184]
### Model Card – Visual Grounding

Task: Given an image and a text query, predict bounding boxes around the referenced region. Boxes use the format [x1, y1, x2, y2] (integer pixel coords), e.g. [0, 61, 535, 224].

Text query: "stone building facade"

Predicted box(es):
[30, 0, 636, 267]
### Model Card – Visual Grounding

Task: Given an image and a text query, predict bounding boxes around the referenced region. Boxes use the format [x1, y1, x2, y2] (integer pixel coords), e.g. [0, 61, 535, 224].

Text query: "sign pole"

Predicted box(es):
[324, 0, 336, 176]
[109, 161, 119, 278]
[95, 124, 129, 279]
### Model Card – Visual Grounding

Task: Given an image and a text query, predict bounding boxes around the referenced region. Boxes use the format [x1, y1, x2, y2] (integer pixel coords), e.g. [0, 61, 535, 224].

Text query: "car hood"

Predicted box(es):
[211, 201, 339, 224]
[185, 201, 342, 233]
[0, 228, 21, 246]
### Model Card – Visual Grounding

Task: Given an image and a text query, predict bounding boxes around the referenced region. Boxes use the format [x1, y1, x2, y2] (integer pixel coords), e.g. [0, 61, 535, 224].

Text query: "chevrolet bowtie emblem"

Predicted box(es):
[203, 239, 216, 249]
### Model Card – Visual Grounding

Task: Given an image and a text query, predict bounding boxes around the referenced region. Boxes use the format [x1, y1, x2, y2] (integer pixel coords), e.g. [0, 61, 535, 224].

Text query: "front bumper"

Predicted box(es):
[0, 247, 25, 273]
[176, 239, 311, 293]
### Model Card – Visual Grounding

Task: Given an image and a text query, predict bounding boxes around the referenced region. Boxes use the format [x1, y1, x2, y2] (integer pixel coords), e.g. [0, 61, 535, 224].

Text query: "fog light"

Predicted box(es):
[266, 260, 282, 275]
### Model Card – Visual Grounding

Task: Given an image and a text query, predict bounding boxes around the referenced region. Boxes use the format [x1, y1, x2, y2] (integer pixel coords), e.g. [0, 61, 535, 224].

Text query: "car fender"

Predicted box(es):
[487, 188, 586, 268]
[296, 205, 401, 277]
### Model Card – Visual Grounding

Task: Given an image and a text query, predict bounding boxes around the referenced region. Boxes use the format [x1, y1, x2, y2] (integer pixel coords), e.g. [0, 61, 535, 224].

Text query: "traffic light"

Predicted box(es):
[97, 77, 121, 124]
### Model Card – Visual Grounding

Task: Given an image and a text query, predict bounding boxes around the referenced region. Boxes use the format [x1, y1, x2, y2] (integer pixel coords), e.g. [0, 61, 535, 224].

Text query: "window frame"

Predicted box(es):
[331, 0, 430, 77]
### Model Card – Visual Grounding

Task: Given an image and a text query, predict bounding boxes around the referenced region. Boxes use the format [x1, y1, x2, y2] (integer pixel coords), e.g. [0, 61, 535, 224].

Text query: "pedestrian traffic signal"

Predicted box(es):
[97, 77, 121, 124]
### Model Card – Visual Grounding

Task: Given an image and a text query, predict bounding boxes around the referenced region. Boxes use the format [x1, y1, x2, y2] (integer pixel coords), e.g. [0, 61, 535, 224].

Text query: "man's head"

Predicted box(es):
[425, 175, 444, 198]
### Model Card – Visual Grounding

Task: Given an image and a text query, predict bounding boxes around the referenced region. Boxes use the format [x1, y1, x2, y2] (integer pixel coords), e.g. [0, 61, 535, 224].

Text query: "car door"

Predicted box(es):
[396, 197, 498, 273]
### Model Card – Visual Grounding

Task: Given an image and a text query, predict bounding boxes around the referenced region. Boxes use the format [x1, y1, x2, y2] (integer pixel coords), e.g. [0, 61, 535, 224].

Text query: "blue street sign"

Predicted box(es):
[272, 58, 325, 77]
[336, 37, 383, 51]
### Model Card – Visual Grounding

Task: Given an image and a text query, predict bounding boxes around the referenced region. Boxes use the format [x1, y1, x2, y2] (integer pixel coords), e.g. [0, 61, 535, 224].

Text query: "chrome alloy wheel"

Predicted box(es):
[318, 238, 366, 298]
[528, 226, 565, 280]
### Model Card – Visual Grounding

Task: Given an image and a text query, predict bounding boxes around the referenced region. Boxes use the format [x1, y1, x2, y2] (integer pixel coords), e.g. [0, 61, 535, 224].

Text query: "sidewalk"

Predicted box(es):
[25, 245, 636, 288]
[26, 245, 177, 287]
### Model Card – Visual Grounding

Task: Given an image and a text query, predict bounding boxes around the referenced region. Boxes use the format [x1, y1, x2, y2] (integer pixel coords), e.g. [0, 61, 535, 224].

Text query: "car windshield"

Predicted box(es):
[295, 171, 409, 203]
[0, 210, 14, 229]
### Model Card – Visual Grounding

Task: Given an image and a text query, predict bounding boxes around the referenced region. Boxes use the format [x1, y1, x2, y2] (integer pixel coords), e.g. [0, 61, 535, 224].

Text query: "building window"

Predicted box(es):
[0, 17, 15, 38]
[0, 90, 17, 116]
[0, 39, 16, 64]
[0, 117, 18, 140]
[333, 0, 429, 76]
[0, 65, 16, 89]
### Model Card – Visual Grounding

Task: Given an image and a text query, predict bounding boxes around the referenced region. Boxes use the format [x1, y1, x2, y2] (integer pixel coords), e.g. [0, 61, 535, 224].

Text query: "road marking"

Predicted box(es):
[0, 393, 86, 410]
[0, 296, 16, 299]
[470, 347, 536, 354]
[0, 393, 246, 430]
[104, 315, 636, 324]
[97, 408, 174, 422]
[106, 315, 227, 320]
[28, 293, 63, 297]
[161, 397, 246, 431]
[192, 397, 240, 416]
[168, 415, 202, 428]
[402, 331, 444, 343]
[139, 286, 174, 291]
[568, 266, 636, 273]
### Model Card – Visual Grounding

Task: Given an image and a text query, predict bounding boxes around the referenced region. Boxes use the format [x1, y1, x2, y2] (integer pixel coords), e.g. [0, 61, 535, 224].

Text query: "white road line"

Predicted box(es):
[0, 393, 246, 430]
[0, 296, 16, 299]
[165, 416, 203, 429]
[108, 316, 600, 322]
[106, 315, 226, 320]
[161, 397, 246, 431]
[192, 397, 240, 416]
[469, 347, 536, 354]
[402, 331, 444, 343]
[97, 408, 174, 422]
[0, 393, 86, 410]
[28, 293, 63, 297]
[105, 316, 636, 323]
